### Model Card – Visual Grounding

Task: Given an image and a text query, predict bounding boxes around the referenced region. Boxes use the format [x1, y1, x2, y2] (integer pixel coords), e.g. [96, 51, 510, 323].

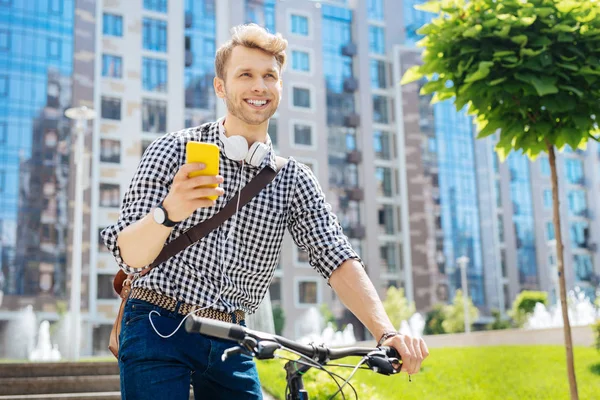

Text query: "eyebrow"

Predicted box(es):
[237, 67, 278, 75]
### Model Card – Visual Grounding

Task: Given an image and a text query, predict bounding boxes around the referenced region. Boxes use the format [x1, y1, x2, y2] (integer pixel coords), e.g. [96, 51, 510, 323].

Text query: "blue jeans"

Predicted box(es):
[118, 298, 263, 400]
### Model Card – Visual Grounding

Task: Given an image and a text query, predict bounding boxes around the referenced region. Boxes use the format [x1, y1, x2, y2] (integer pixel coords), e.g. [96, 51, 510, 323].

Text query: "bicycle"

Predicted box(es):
[185, 316, 402, 400]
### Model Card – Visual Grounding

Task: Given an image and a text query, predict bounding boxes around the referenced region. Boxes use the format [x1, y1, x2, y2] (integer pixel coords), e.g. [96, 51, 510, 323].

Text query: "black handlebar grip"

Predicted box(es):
[185, 316, 246, 341]
[378, 346, 400, 359]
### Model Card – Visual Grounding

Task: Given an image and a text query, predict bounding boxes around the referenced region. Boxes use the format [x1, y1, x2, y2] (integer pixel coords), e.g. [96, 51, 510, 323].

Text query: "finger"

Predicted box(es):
[184, 175, 223, 189]
[412, 337, 423, 374]
[420, 338, 430, 359]
[399, 337, 415, 375]
[174, 163, 206, 182]
[404, 336, 417, 375]
[187, 187, 225, 200]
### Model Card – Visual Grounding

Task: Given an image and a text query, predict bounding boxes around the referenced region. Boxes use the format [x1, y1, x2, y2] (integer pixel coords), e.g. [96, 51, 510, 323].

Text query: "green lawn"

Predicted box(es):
[256, 345, 600, 400]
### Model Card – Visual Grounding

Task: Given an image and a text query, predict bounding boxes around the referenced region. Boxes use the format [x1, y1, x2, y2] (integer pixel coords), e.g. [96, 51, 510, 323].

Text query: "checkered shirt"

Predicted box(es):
[101, 120, 363, 314]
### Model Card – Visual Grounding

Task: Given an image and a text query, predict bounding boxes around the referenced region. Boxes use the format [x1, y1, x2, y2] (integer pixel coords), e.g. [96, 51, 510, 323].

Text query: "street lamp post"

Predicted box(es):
[457, 256, 471, 334]
[65, 106, 95, 360]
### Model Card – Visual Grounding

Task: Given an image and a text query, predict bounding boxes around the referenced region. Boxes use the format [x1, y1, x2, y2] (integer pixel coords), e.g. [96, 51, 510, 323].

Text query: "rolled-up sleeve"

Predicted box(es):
[287, 163, 365, 281]
[100, 134, 180, 273]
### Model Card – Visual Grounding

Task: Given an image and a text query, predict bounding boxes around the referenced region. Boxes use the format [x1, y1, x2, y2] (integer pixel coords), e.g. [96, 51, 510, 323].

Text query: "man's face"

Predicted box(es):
[217, 46, 282, 125]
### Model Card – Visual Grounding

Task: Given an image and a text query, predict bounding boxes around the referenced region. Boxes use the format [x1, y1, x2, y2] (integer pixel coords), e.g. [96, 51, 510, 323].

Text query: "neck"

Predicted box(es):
[222, 113, 269, 147]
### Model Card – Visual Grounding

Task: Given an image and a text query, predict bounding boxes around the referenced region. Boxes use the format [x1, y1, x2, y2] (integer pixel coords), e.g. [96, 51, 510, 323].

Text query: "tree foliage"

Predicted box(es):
[442, 289, 480, 333]
[424, 303, 447, 335]
[402, 0, 600, 160]
[272, 305, 285, 336]
[382, 286, 416, 330]
[510, 290, 548, 327]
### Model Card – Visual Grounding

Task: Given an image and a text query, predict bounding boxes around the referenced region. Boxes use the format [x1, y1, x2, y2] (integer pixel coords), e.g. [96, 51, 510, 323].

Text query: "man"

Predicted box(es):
[102, 24, 428, 400]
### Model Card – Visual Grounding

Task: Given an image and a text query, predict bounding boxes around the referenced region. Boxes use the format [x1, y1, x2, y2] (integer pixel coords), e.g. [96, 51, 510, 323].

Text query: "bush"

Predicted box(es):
[272, 305, 285, 336]
[442, 289, 479, 333]
[510, 291, 548, 328]
[486, 309, 511, 331]
[424, 303, 446, 335]
[592, 320, 600, 353]
[382, 286, 416, 330]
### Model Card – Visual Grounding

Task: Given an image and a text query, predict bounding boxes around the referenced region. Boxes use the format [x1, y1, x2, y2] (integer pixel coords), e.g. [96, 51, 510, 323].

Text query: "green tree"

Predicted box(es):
[510, 290, 548, 327]
[424, 303, 446, 335]
[382, 286, 416, 330]
[272, 305, 285, 336]
[442, 290, 479, 333]
[402, 1, 600, 397]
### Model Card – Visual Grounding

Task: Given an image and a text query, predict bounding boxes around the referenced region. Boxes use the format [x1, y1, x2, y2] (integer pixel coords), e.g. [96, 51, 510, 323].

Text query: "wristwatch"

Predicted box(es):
[153, 201, 177, 227]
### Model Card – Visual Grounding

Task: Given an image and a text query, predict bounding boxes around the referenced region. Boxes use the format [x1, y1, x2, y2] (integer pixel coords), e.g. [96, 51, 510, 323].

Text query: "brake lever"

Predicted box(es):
[222, 345, 253, 362]
[366, 348, 402, 376]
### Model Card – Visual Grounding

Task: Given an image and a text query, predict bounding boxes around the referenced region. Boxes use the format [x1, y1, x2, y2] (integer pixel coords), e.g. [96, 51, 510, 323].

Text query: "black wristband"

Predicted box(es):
[377, 331, 400, 347]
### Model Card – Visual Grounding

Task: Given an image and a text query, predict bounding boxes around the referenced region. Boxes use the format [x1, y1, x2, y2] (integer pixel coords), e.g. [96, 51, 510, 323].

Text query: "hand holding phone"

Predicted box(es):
[161, 142, 224, 222]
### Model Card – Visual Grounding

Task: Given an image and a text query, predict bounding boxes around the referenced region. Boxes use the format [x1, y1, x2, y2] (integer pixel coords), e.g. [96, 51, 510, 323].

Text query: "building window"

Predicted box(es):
[292, 87, 311, 108]
[543, 189, 552, 209]
[573, 254, 593, 282]
[367, 0, 384, 20]
[143, 18, 167, 52]
[497, 214, 504, 243]
[0, 29, 9, 51]
[293, 123, 313, 147]
[268, 118, 277, 148]
[546, 221, 555, 241]
[102, 54, 122, 78]
[291, 14, 309, 36]
[370, 60, 387, 89]
[142, 98, 167, 133]
[296, 246, 309, 264]
[47, 38, 60, 59]
[380, 242, 397, 273]
[373, 95, 390, 123]
[540, 157, 550, 177]
[269, 277, 281, 303]
[141, 139, 154, 156]
[495, 180, 502, 207]
[97, 274, 117, 300]
[0, 170, 4, 192]
[48, 0, 62, 14]
[101, 96, 121, 120]
[99, 183, 121, 208]
[0, 75, 6, 96]
[103, 13, 123, 37]
[378, 204, 394, 235]
[567, 190, 587, 216]
[144, 0, 167, 13]
[375, 167, 393, 197]
[565, 158, 584, 185]
[570, 221, 588, 248]
[100, 139, 121, 164]
[369, 25, 385, 54]
[0, 122, 6, 144]
[297, 280, 318, 305]
[373, 131, 392, 160]
[142, 57, 168, 92]
[291, 50, 310, 72]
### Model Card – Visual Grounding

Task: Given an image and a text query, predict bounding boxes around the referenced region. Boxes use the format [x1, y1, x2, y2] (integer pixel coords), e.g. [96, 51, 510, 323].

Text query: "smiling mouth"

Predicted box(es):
[245, 99, 270, 109]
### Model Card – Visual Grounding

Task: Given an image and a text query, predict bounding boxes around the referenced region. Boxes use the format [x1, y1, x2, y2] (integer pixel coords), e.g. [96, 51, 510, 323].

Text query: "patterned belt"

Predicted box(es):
[129, 287, 245, 325]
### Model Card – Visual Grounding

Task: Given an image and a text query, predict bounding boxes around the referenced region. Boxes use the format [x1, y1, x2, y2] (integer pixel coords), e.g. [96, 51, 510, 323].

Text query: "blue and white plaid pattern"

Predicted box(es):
[101, 121, 363, 313]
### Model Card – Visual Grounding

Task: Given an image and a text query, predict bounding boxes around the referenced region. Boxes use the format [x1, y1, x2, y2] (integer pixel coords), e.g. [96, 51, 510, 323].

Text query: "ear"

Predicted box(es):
[214, 76, 226, 99]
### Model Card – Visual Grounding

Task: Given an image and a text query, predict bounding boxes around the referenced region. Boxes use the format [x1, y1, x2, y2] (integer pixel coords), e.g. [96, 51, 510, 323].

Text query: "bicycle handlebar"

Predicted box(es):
[185, 315, 400, 363]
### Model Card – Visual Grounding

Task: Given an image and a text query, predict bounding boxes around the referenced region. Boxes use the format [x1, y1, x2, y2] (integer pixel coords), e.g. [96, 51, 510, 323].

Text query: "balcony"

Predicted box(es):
[343, 77, 359, 93]
[341, 43, 357, 57]
[346, 187, 364, 202]
[185, 12, 193, 28]
[346, 150, 362, 164]
[185, 51, 193, 67]
[344, 113, 361, 128]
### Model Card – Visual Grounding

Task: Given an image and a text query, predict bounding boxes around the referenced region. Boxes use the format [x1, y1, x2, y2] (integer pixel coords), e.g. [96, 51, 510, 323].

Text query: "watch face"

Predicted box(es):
[153, 207, 166, 224]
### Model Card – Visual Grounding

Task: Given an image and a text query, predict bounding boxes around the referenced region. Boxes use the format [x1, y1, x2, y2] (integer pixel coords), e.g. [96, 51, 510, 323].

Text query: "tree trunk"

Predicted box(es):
[548, 144, 579, 400]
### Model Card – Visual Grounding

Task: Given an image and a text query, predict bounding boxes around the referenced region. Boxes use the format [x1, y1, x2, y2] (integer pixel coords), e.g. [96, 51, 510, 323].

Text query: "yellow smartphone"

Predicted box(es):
[186, 141, 220, 201]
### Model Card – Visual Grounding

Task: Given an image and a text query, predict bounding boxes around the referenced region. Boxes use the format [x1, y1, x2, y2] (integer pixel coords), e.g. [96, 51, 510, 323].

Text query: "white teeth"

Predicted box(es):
[247, 100, 267, 106]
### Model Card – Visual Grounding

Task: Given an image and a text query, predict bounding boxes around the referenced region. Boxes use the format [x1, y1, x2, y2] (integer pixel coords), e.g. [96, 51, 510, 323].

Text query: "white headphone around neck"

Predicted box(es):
[218, 123, 270, 167]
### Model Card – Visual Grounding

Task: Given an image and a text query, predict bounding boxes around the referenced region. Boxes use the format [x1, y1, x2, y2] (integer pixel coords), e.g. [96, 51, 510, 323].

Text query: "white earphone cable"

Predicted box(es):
[149, 161, 246, 338]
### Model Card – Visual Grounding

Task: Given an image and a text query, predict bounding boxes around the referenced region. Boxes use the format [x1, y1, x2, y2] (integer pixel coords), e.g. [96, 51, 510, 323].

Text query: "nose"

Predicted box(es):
[251, 77, 268, 93]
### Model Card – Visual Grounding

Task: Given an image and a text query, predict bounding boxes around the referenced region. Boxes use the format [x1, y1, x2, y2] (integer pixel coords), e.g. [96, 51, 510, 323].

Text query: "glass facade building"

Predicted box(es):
[0, 0, 74, 298]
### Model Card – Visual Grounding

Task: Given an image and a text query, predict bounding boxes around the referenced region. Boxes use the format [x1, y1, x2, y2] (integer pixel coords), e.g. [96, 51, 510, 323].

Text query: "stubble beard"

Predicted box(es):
[223, 90, 278, 126]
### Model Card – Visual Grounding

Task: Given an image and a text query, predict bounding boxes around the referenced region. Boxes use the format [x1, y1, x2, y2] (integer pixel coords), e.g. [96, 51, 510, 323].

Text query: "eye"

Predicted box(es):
[265, 74, 276, 79]
[240, 72, 251, 77]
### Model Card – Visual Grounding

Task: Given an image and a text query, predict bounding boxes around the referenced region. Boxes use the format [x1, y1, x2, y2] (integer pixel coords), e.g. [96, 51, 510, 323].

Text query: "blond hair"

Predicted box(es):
[215, 24, 288, 80]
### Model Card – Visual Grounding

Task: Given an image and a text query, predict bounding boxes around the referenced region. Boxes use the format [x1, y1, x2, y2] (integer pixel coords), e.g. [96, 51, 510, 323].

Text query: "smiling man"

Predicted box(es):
[102, 24, 428, 400]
